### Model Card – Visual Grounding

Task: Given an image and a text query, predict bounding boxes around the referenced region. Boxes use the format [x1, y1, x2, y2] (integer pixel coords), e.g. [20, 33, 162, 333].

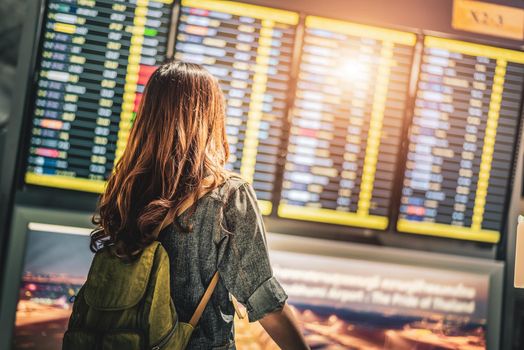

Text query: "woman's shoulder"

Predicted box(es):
[212, 173, 251, 202]
[225, 173, 250, 189]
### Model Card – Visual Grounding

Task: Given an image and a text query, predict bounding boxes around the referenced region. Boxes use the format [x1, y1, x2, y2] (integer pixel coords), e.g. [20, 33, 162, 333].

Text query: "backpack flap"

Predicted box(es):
[84, 242, 160, 310]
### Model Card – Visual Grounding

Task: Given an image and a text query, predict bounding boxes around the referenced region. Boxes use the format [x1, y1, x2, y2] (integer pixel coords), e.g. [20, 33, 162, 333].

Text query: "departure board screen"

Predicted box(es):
[22, 0, 524, 239]
[398, 37, 524, 243]
[25, 0, 173, 193]
[278, 16, 416, 230]
[174, 0, 298, 215]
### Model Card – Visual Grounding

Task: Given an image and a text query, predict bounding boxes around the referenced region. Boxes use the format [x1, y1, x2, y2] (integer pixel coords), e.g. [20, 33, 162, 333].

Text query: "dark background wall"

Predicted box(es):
[0, 0, 26, 181]
[0, 0, 26, 126]
[0, 0, 26, 241]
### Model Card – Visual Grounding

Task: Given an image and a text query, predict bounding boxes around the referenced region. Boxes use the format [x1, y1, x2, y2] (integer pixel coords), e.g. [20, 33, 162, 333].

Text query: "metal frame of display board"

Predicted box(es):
[0, 1, 523, 348]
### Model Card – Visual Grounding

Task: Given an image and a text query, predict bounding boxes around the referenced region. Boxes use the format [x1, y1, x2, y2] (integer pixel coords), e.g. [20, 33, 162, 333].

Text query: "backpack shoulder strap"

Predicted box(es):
[188, 271, 219, 327]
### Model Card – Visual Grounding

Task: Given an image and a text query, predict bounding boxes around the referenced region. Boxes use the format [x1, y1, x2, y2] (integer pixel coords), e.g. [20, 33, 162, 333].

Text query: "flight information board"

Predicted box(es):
[21, 0, 524, 239]
[174, 0, 298, 215]
[278, 16, 416, 229]
[398, 37, 524, 243]
[25, 0, 173, 193]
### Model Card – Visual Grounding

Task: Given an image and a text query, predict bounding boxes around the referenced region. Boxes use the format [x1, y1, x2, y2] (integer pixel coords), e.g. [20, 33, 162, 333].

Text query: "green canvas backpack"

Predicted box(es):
[63, 203, 219, 350]
[63, 241, 218, 350]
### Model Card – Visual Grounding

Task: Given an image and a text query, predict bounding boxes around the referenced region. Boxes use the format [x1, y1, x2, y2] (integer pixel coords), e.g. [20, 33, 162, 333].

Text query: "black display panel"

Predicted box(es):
[398, 37, 524, 243]
[24, 0, 174, 193]
[174, 0, 299, 215]
[277, 15, 415, 230]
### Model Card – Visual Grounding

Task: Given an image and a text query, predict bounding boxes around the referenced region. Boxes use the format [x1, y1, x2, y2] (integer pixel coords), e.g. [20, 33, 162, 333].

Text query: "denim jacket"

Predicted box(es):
[158, 176, 288, 349]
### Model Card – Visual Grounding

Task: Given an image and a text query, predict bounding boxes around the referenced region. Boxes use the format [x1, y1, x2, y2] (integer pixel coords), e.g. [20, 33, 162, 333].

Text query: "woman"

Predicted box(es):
[91, 61, 309, 349]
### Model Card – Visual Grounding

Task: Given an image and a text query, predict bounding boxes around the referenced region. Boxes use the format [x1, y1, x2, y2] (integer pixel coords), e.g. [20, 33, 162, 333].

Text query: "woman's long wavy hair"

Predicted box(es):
[91, 61, 230, 258]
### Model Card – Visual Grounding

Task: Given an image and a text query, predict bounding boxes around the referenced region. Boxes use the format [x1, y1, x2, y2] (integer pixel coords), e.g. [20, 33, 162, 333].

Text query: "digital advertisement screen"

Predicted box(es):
[11, 227, 493, 350]
[237, 250, 491, 350]
[398, 37, 524, 243]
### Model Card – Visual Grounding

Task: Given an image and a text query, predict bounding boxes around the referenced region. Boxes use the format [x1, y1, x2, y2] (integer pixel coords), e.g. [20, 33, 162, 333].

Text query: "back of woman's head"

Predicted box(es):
[91, 61, 230, 258]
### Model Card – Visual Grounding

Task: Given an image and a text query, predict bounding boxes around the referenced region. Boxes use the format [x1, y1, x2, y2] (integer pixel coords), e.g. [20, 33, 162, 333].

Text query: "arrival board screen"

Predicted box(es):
[25, 0, 173, 193]
[398, 37, 524, 243]
[174, 0, 298, 215]
[278, 16, 415, 230]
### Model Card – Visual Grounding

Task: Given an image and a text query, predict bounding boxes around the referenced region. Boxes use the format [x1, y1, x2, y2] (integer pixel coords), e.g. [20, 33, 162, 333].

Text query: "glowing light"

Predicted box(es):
[339, 59, 371, 83]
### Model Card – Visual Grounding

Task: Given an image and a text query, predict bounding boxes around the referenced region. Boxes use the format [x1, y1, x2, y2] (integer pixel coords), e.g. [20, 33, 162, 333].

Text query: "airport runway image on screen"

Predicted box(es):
[13, 228, 92, 350]
[236, 251, 490, 350]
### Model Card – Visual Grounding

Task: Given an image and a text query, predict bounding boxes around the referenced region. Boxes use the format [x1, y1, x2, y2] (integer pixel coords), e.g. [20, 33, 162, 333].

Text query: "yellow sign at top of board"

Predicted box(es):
[452, 0, 524, 41]
[181, 0, 299, 25]
[425, 36, 524, 64]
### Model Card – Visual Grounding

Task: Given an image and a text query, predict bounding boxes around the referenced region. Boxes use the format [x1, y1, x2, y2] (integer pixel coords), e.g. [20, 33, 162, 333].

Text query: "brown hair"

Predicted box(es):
[91, 61, 230, 258]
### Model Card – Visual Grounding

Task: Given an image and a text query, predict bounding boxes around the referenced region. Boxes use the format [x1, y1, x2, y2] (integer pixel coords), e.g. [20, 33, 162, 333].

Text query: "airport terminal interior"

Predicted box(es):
[0, 0, 524, 349]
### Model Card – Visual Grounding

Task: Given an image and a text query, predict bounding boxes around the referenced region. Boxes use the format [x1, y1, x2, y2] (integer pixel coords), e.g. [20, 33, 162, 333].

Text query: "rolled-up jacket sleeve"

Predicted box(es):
[217, 182, 288, 322]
